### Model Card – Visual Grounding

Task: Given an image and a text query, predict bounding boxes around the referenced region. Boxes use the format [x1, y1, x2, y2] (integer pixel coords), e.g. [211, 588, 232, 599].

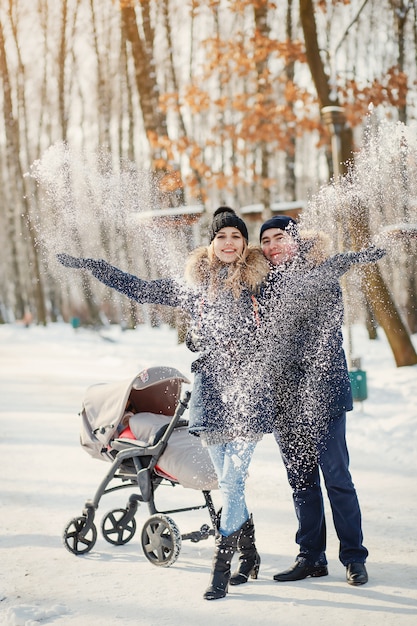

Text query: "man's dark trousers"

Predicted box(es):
[275, 412, 369, 566]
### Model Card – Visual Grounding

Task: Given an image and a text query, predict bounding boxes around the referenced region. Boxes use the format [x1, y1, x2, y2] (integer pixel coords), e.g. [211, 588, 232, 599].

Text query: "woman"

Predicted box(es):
[57, 207, 274, 600]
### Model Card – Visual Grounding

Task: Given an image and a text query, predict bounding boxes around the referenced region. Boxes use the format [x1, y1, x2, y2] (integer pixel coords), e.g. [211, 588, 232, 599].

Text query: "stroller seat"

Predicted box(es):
[110, 407, 216, 491]
[114, 425, 180, 484]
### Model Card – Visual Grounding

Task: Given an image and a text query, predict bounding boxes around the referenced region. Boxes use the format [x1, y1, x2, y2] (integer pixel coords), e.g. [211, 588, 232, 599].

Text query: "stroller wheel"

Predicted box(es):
[141, 514, 182, 567]
[101, 509, 137, 545]
[63, 516, 97, 555]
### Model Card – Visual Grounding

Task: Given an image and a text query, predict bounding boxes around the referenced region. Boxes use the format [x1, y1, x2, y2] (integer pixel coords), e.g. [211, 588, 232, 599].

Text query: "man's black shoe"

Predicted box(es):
[273, 560, 328, 582]
[346, 562, 368, 585]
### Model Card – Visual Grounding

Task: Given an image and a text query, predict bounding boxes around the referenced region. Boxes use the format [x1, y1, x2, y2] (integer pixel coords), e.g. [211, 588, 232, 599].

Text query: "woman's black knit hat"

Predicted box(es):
[209, 206, 249, 242]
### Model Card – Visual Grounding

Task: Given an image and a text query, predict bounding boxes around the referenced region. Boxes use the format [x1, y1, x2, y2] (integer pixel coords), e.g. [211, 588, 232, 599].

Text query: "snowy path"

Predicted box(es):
[1, 323, 416, 626]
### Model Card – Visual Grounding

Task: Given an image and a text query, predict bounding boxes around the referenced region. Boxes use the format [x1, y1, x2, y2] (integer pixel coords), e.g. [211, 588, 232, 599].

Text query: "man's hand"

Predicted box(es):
[353, 245, 386, 264]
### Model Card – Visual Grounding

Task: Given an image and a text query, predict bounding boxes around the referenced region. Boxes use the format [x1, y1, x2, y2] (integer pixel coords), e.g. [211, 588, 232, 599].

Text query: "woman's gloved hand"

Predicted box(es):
[57, 254, 100, 270]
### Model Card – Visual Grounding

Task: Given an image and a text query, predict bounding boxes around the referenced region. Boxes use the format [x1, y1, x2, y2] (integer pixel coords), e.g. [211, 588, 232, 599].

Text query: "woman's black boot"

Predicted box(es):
[203, 528, 240, 600]
[229, 514, 260, 585]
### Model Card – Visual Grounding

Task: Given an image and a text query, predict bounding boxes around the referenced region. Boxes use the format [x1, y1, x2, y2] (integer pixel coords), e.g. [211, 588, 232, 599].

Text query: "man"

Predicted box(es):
[259, 215, 369, 586]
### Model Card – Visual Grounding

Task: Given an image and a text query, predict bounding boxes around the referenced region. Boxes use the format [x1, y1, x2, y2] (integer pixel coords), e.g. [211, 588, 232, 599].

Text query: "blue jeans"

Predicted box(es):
[208, 439, 257, 536]
[275, 412, 368, 566]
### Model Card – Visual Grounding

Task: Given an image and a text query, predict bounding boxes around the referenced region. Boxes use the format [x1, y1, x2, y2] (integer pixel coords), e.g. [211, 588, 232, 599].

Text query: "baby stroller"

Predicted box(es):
[62, 366, 219, 567]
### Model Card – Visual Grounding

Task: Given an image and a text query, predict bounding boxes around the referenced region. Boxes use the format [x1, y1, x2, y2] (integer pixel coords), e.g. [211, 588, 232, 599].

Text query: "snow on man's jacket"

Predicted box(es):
[259, 231, 385, 449]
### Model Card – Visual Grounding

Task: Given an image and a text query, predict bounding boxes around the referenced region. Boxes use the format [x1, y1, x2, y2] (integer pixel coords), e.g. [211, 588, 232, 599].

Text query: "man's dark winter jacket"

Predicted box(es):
[258, 234, 385, 453]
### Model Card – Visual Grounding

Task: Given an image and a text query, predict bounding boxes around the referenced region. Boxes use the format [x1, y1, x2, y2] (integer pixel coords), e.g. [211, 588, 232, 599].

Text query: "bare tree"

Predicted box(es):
[299, 0, 417, 367]
[0, 0, 416, 338]
[0, 14, 48, 324]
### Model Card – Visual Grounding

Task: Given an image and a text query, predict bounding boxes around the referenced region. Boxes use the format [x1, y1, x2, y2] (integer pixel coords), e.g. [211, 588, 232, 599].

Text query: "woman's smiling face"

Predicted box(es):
[212, 226, 245, 263]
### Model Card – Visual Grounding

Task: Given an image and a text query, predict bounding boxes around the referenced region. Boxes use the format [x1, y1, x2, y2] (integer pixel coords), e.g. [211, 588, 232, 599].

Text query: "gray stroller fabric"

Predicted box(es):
[129, 412, 218, 490]
[79, 366, 218, 491]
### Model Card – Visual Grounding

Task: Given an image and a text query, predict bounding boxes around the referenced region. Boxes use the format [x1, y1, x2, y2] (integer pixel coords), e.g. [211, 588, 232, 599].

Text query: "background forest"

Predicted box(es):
[1, 0, 417, 366]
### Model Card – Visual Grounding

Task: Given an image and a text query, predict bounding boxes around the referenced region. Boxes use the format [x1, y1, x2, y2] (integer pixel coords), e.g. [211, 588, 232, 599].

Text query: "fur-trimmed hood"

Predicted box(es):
[184, 244, 270, 295]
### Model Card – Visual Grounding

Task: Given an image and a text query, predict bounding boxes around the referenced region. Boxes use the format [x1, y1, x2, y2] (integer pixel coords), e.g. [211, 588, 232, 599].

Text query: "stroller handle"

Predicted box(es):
[146, 391, 192, 472]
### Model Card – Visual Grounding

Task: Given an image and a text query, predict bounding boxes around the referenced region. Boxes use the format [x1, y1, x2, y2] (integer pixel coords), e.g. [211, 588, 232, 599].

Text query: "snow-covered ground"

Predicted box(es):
[1, 322, 416, 626]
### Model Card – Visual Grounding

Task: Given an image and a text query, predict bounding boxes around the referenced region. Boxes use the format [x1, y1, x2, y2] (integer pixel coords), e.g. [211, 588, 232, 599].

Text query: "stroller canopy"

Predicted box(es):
[80, 367, 190, 460]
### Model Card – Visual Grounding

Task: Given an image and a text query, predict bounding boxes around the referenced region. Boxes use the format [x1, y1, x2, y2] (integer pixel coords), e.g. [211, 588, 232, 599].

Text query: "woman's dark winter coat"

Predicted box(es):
[70, 247, 276, 439]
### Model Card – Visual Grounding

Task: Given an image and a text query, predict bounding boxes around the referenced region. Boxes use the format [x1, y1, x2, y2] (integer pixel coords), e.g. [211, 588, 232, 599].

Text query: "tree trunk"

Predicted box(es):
[391, 0, 417, 332]
[0, 17, 26, 320]
[120, 3, 167, 143]
[7, 5, 48, 325]
[58, 0, 69, 142]
[0, 16, 48, 324]
[120, 1, 188, 209]
[254, 3, 272, 209]
[89, 0, 112, 148]
[284, 0, 296, 201]
[55, 1, 102, 326]
[299, 0, 417, 367]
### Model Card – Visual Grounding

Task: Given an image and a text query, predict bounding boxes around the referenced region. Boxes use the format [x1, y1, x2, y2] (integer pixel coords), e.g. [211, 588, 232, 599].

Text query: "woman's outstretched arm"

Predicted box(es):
[57, 254, 182, 307]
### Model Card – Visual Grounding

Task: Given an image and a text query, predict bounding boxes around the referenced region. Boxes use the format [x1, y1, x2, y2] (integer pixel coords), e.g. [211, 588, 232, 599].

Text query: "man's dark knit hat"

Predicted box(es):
[259, 215, 299, 242]
[210, 206, 249, 242]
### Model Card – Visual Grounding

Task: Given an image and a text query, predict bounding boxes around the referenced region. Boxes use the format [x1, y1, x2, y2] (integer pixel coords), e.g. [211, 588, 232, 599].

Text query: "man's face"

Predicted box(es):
[260, 228, 299, 266]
